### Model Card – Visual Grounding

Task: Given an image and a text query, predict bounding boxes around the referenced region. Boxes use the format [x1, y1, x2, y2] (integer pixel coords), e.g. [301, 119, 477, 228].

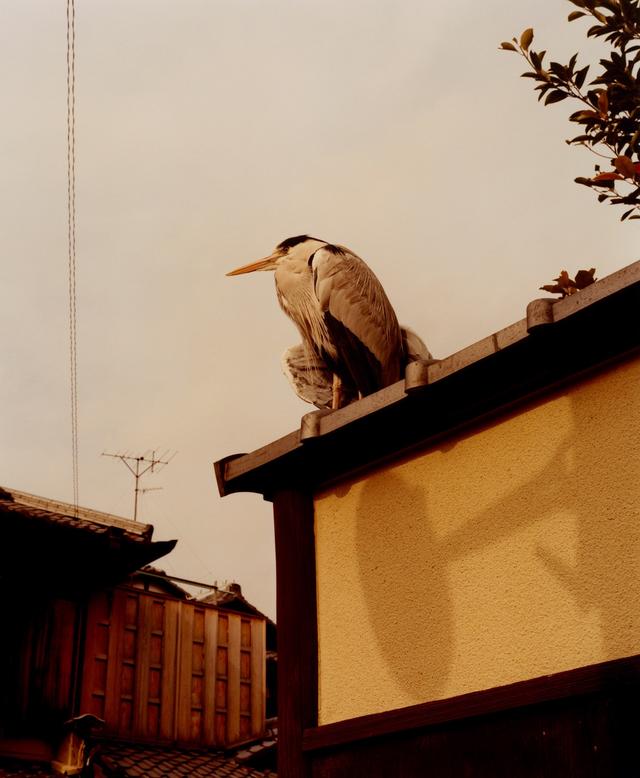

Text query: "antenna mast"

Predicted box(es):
[102, 449, 176, 521]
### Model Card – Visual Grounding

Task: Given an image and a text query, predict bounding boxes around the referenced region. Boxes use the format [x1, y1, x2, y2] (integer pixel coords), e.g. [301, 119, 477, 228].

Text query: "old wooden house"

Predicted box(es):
[0, 488, 270, 773]
[216, 260, 640, 777]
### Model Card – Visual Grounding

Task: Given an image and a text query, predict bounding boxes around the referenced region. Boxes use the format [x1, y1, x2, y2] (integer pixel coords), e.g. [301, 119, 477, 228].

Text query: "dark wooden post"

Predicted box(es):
[272, 489, 318, 778]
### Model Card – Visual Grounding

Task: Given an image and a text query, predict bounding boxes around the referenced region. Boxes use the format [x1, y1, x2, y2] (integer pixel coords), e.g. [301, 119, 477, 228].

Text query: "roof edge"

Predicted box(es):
[215, 259, 640, 498]
[0, 486, 153, 537]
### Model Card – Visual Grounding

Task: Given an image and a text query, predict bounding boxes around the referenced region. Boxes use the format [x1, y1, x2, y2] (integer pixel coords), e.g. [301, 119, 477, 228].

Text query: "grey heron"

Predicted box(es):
[227, 235, 431, 409]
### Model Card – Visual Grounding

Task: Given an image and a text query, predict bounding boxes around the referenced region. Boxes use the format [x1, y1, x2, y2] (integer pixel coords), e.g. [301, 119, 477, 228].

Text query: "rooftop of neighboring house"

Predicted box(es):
[0, 486, 176, 593]
[199, 583, 277, 652]
[125, 565, 192, 599]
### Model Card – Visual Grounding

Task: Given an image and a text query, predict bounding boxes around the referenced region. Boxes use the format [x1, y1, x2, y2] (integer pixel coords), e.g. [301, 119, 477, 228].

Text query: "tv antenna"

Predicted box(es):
[101, 449, 177, 521]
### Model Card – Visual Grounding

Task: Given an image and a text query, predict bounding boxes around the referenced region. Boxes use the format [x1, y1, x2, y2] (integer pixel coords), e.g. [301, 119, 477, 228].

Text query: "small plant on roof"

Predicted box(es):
[500, 0, 640, 222]
[540, 267, 597, 297]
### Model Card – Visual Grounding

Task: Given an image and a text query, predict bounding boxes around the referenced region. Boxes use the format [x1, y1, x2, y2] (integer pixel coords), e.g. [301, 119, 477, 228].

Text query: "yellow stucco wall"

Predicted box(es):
[314, 356, 640, 725]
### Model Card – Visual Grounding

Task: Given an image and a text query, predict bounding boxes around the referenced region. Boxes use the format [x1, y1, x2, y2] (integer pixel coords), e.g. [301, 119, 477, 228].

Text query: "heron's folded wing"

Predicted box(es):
[310, 245, 402, 393]
[281, 344, 335, 409]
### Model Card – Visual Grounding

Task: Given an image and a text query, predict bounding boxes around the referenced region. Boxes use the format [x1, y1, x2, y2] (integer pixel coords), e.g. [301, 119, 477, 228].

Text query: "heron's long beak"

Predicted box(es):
[226, 254, 279, 276]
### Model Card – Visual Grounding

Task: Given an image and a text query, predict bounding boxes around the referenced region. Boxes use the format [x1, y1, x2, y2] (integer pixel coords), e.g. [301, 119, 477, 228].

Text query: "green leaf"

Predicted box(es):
[568, 11, 586, 21]
[520, 28, 534, 51]
[500, 41, 517, 51]
[621, 208, 634, 220]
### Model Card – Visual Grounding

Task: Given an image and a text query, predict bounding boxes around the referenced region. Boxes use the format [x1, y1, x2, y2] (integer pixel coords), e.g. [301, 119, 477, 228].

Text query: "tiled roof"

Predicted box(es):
[198, 585, 276, 651]
[0, 486, 153, 542]
[128, 567, 191, 599]
[0, 486, 176, 590]
[199, 585, 264, 616]
[96, 742, 275, 778]
[0, 760, 56, 778]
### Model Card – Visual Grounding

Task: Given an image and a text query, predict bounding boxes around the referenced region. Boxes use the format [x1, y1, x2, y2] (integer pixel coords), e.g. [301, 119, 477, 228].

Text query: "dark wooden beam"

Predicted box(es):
[273, 489, 317, 778]
[303, 654, 640, 753]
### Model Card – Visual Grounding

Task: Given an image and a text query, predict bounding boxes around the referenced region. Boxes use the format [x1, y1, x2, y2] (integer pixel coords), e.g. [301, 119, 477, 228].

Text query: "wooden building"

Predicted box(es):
[0, 488, 268, 769]
[215, 260, 640, 777]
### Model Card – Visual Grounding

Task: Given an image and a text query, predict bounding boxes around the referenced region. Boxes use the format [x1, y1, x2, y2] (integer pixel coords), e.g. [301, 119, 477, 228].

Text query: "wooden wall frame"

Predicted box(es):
[272, 489, 317, 778]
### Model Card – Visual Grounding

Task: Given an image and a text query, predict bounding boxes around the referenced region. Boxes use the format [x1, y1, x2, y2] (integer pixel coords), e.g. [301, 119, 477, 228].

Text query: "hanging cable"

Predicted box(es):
[66, 0, 79, 512]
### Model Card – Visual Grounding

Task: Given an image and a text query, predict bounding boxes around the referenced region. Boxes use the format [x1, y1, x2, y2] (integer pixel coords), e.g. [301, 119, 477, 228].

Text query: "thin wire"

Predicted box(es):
[66, 0, 79, 512]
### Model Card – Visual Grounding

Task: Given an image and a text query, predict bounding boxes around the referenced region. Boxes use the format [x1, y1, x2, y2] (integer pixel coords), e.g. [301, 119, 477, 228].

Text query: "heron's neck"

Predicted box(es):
[274, 257, 335, 360]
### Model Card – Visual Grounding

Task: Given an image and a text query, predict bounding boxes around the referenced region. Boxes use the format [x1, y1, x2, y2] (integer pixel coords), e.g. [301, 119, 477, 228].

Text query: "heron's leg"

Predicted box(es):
[332, 374, 344, 410]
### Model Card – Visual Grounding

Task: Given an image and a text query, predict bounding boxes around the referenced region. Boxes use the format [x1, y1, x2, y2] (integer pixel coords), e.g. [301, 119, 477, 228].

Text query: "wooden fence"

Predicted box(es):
[79, 586, 266, 747]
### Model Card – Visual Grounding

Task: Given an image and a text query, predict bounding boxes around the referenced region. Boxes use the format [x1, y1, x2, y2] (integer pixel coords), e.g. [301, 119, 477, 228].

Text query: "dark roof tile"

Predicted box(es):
[96, 742, 274, 778]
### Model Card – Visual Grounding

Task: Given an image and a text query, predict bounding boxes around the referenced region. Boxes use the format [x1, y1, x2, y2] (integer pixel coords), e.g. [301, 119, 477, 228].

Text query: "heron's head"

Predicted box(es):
[226, 235, 327, 276]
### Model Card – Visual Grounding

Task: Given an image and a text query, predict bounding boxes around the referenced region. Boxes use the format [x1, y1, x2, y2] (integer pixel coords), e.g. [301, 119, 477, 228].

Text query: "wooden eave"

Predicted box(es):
[215, 259, 640, 500]
[0, 490, 177, 594]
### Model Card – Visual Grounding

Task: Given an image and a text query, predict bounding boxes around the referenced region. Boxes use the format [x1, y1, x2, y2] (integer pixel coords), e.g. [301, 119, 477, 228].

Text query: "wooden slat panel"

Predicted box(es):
[240, 714, 252, 739]
[133, 593, 151, 737]
[216, 647, 228, 677]
[117, 591, 139, 736]
[240, 652, 251, 681]
[190, 608, 205, 744]
[226, 614, 241, 745]
[104, 591, 126, 733]
[79, 592, 103, 716]
[160, 599, 179, 741]
[218, 615, 228, 645]
[215, 712, 227, 744]
[176, 603, 194, 743]
[215, 679, 227, 709]
[251, 619, 266, 737]
[240, 683, 251, 714]
[203, 610, 218, 747]
[47, 599, 77, 715]
[79, 586, 267, 750]
[241, 620, 251, 648]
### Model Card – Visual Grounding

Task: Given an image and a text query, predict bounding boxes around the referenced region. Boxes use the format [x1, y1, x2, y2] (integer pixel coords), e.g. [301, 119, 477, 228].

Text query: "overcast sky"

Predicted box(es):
[1, 1, 637, 619]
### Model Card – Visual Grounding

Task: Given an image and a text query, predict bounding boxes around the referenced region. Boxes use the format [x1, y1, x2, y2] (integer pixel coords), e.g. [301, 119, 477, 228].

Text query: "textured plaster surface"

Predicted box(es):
[314, 357, 640, 725]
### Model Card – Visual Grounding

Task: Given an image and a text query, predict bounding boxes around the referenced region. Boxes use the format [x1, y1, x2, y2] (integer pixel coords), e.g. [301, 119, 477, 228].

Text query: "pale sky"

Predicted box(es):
[1, 1, 637, 619]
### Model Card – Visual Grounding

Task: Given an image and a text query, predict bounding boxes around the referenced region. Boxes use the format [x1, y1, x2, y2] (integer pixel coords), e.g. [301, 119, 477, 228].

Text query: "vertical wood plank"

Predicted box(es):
[176, 602, 194, 743]
[160, 598, 179, 741]
[226, 614, 241, 745]
[203, 609, 219, 747]
[133, 592, 151, 737]
[273, 488, 317, 778]
[104, 590, 126, 732]
[79, 593, 100, 715]
[251, 618, 266, 737]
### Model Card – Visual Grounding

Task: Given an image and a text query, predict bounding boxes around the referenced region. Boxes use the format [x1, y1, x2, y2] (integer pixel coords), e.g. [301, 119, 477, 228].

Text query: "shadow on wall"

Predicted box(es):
[354, 359, 640, 703]
[354, 473, 455, 703]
